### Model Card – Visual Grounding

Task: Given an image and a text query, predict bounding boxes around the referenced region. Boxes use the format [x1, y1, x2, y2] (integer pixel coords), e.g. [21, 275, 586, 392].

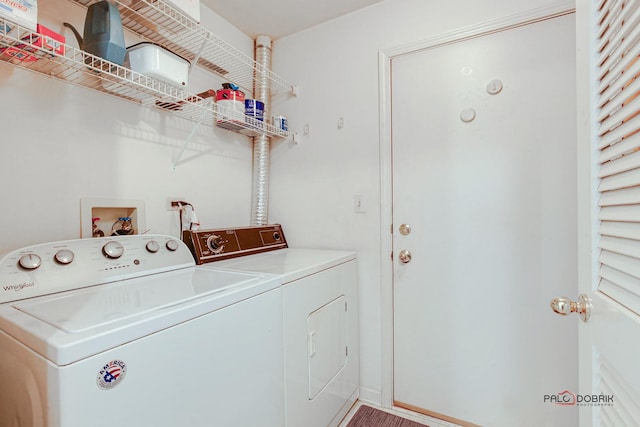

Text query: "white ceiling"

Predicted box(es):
[201, 0, 383, 40]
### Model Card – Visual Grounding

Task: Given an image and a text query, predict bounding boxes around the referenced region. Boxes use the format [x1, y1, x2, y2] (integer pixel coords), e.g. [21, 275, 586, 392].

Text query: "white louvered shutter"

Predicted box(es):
[596, 0, 640, 315]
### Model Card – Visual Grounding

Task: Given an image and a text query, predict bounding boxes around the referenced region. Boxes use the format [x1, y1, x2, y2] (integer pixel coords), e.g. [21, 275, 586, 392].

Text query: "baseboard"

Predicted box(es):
[356, 386, 382, 406]
[330, 388, 360, 427]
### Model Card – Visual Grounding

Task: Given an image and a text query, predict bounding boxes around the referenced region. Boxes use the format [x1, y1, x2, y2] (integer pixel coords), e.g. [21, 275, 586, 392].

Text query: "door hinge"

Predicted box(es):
[345, 301, 348, 312]
[346, 346, 348, 356]
[390, 251, 393, 261]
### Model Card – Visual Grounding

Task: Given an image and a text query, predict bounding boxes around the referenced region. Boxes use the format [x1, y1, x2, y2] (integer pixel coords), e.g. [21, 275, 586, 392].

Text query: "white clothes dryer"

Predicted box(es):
[183, 225, 360, 427]
[0, 235, 284, 427]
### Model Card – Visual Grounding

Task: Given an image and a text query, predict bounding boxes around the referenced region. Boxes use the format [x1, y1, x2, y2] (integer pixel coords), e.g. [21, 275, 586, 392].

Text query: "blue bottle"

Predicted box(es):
[64, 0, 126, 65]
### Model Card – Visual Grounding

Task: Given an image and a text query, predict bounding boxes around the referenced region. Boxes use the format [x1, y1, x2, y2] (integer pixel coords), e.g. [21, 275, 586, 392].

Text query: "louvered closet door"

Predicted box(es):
[577, 0, 640, 425]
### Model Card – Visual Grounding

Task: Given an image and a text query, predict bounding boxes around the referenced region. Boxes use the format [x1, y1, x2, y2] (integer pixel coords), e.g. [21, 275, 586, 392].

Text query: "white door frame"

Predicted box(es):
[377, 0, 576, 409]
[574, 3, 597, 425]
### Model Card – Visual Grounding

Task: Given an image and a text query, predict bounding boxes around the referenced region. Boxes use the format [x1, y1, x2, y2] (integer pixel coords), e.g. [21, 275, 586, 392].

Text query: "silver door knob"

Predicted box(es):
[399, 224, 411, 235]
[550, 294, 591, 322]
[399, 249, 412, 264]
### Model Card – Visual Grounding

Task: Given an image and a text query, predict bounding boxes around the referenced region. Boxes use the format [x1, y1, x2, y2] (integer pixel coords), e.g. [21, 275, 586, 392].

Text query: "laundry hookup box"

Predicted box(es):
[0, 0, 37, 31]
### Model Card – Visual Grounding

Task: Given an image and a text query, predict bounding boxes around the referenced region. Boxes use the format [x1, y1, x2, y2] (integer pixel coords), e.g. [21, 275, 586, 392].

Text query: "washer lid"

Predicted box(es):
[0, 267, 280, 365]
[13, 268, 258, 332]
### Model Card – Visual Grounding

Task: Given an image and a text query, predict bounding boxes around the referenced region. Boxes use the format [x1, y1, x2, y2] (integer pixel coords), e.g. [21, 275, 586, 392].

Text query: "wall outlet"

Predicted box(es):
[167, 197, 186, 211]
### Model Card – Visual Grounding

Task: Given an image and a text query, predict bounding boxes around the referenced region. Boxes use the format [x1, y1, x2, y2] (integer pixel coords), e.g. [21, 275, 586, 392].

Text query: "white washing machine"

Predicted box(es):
[183, 225, 360, 427]
[0, 235, 284, 427]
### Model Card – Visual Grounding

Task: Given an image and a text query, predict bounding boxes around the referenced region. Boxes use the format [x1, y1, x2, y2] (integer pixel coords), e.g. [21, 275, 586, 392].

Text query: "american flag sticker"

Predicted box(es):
[96, 360, 127, 390]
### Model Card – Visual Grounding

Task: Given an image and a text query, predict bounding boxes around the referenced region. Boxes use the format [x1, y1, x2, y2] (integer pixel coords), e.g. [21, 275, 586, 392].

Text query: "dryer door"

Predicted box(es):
[307, 295, 347, 399]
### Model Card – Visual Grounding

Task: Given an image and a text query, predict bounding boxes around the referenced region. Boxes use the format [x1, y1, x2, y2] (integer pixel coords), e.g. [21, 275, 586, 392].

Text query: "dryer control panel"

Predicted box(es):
[183, 224, 288, 264]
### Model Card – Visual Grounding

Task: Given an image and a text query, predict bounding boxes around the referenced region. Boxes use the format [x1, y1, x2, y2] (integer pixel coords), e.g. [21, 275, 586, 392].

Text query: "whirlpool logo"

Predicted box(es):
[544, 390, 614, 407]
[2, 281, 35, 292]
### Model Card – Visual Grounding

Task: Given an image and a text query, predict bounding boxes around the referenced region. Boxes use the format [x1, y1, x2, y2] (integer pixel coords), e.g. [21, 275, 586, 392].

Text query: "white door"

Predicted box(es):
[574, 1, 640, 426]
[391, 14, 577, 427]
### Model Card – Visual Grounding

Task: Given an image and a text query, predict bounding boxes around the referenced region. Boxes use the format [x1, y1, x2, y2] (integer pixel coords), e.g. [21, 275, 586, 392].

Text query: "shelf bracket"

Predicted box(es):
[188, 34, 211, 82]
[172, 107, 209, 169]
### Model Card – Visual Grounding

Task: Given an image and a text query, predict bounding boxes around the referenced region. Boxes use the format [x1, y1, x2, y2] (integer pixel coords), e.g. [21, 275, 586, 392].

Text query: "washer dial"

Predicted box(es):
[146, 240, 160, 253]
[19, 253, 42, 270]
[54, 249, 75, 265]
[102, 241, 125, 259]
[166, 239, 179, 252]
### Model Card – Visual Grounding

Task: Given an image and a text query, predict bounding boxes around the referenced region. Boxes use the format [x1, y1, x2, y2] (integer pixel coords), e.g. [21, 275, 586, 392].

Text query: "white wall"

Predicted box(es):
[269, 0, 573, 403]
[1, 0, 574, 409]
[0, 1, 255, 252]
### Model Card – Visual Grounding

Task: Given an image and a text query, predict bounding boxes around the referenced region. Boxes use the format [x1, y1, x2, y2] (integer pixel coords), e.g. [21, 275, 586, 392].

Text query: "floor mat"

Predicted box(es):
[346, 405, 430, 427]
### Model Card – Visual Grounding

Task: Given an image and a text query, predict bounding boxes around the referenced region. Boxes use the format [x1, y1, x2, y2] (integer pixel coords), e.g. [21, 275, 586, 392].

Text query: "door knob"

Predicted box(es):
[399, 249, 412, 264]
[399, 224, 411, 235]
[550, 294, 592, 322]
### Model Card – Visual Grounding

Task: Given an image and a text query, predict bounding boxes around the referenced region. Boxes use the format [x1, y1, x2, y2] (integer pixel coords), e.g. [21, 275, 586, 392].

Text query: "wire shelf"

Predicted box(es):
[69, 0, 296, 95]
[0, 16, 294, 141]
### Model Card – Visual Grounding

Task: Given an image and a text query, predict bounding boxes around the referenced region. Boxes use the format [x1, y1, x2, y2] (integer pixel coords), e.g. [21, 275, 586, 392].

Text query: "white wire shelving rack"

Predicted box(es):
[69, 0, 296, 95]
[0, 1, 296, 142]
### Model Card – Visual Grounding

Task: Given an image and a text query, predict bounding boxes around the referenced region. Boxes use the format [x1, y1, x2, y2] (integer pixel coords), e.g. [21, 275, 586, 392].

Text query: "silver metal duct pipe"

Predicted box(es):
[251, 35, 272, 226]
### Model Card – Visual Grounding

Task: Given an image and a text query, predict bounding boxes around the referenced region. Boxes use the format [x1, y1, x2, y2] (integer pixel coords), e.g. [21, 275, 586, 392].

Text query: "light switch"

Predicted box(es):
[354, 193, 366, 213]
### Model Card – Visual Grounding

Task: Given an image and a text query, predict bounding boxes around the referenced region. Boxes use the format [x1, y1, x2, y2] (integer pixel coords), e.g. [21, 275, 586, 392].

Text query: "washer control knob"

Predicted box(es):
[206, 235, 225, 254]
[102, 241, 124, 259]
[19, 253, 42, 270]
[165, 239, 179, 252]
[54, 249, 75, 265]
[146, 240, 160, 253]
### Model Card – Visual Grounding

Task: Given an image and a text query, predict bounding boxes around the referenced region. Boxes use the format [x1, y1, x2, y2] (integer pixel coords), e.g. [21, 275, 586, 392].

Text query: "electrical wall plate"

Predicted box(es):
[80, 198, 146, 238]
[166, 196, 186, 211]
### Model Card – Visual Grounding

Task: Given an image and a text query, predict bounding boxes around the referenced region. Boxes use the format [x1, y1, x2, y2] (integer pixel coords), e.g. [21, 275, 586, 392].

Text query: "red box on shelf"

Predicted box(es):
[26, 24, 65, 55]
[1, 24, 65, 62]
